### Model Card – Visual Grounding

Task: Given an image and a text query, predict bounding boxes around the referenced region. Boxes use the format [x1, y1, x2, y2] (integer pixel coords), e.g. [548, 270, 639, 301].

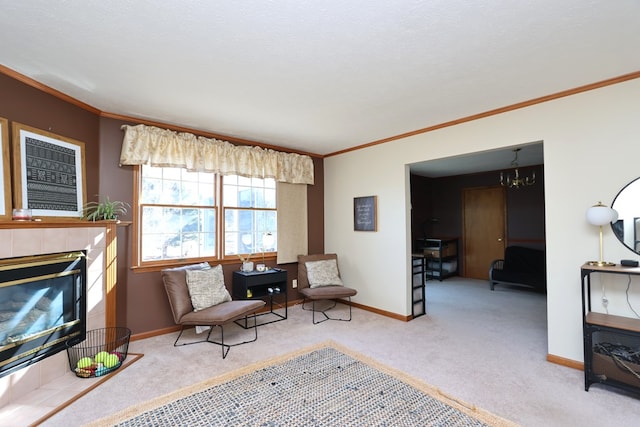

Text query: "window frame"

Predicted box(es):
[131, 165, 277, 271]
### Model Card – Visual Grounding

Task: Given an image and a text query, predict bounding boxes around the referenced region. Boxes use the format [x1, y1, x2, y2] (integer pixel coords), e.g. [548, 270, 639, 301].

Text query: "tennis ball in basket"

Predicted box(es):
[110, 351, 124, 362]
[95, 351, 110, 363]
[77, 357, 94, 369]
[104, 353, 120, 368]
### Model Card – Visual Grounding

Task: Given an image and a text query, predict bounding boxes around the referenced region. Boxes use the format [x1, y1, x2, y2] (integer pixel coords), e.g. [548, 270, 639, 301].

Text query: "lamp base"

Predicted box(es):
[587, 260, 616, 267]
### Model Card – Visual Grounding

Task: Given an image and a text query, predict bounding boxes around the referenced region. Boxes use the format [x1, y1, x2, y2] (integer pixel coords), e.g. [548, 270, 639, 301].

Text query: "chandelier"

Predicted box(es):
[500, 148, 535, 189]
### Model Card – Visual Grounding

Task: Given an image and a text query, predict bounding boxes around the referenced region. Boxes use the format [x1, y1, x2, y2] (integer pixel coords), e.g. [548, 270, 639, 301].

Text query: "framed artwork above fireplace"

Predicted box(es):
[12, 122, 86, 218]
[0, 117, 10, 220]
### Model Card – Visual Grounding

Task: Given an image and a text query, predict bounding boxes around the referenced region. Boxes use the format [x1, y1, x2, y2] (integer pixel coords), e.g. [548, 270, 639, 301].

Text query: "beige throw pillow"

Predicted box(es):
[306, 259, 344, 288]
[185, 265, 231, 311]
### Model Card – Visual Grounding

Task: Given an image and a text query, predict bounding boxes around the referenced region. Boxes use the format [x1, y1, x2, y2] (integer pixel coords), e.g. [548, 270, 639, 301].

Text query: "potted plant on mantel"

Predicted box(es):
[82, 196, 130, 222]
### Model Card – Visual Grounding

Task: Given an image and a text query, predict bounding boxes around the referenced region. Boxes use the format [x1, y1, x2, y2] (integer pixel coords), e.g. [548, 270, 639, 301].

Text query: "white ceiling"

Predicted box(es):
[410, 141, 543, 178]
[1, 1, 639, 168]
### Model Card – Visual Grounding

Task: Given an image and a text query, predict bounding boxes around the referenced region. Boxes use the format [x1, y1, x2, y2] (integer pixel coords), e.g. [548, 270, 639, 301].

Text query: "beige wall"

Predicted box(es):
[324, 78, 640, 362]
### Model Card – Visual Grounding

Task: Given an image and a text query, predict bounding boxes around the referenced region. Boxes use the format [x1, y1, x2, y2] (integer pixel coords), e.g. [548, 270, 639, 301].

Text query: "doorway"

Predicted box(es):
[409, 143, 544, 281]
[462, 186, 506, 279]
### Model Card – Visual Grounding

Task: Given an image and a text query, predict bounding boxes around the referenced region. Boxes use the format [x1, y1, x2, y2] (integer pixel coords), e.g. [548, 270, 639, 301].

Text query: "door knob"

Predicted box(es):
[497, 238, 503, 242]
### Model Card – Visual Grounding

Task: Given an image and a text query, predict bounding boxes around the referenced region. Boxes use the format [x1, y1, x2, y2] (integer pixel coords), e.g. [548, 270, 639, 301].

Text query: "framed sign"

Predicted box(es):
[0, 117, 10, 220]
[354, 195, 377, 231]
[12, 123, 86, 218]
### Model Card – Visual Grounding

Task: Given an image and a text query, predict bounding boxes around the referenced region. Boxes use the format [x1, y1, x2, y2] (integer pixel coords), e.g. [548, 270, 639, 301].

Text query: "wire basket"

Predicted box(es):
[66, 327, 131, 378]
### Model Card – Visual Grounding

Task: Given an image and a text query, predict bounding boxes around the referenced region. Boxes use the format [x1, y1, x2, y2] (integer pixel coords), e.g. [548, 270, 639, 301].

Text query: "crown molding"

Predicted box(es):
[325, 70, 640, 158]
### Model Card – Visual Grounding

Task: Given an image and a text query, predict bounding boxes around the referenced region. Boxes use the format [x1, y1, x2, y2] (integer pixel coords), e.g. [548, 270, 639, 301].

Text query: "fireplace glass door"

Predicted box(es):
[0, 251, 86, 378]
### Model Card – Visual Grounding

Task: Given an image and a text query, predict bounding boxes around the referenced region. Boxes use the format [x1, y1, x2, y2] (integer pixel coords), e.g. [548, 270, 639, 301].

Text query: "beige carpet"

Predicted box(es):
[41, 278, 640, 426]
[86, 340, 518, 427]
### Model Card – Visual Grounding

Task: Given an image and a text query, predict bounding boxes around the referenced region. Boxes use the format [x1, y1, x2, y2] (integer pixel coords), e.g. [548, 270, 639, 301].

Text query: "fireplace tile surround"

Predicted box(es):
[0, 224, 108, 413]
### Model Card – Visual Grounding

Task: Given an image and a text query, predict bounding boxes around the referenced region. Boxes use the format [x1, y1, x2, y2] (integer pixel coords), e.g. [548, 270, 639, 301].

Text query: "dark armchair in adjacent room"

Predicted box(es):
[161, 262, 266, 358]
[297, 253, 357, 324]
[489, 246, 546, 292]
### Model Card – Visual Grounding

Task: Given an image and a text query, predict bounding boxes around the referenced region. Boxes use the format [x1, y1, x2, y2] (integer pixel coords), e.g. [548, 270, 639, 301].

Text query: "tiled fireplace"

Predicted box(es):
[0, 225, 108, 410]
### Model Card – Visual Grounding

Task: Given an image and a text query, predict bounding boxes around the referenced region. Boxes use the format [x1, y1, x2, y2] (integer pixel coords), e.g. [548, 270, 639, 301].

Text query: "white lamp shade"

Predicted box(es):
[262, 233, 275, 248]
[586, 203, 618, 226]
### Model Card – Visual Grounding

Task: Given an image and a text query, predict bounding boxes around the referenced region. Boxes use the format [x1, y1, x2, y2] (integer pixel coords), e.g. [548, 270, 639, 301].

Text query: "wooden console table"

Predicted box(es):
[581, 263, 640, 395]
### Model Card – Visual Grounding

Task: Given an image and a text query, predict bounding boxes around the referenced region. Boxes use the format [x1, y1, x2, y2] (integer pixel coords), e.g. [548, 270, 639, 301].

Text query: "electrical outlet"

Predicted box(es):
[292, 279, 298, 288]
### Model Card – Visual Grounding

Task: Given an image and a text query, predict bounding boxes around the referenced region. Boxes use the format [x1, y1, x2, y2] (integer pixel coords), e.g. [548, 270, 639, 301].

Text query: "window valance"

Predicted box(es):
[119, 124, 314, 185]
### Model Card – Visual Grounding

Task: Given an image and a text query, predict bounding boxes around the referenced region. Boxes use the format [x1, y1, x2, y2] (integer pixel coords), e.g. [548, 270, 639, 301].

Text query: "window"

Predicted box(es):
[223, 175, 277, 257]
[136, 165, 276, 266]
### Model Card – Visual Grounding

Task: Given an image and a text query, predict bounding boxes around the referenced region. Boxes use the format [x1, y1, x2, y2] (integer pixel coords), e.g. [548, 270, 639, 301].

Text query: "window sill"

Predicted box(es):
[131, 254, 277, 274]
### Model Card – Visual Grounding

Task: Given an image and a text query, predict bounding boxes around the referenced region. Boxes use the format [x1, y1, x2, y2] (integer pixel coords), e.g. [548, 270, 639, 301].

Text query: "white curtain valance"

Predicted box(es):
[119, 124, 314, 185]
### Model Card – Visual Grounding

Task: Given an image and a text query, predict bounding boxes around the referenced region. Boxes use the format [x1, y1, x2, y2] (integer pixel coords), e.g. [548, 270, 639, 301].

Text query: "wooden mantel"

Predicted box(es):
[0, 219, 131, 328]
[0, 219, 131, 229]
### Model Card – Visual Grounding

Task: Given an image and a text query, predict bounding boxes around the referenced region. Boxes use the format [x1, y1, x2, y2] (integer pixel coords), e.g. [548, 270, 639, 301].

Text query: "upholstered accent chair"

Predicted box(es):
[297, 254, 357, 324]
[161, 263, 266, 358]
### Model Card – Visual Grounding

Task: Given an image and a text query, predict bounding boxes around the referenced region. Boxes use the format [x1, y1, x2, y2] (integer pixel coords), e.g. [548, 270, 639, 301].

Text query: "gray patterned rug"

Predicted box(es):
[87, 341, 517, 427]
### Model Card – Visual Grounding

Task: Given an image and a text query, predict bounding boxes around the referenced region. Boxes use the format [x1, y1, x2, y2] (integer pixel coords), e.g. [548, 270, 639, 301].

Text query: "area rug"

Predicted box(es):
[86, 340, 518, 426]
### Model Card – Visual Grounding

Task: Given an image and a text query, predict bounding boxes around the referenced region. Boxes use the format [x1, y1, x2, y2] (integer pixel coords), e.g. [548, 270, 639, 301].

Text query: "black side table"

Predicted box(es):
[232, 268, 287, 327]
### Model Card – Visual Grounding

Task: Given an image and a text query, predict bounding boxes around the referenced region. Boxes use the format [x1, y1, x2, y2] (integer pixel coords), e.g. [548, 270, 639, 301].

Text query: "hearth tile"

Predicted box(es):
[88, 227, 107, 249]
[7, 365, 40, 401]
[32, 386, 81, 407]
[13, 386, 57, 406]
[11, 229, 43, 256]
[67, 228, 93, 251]
[0, 230, 11, 257]
[39, 353, 68, 385]
[0, 374, 10, 407]
[48, 372, 96, 391]
[0, 402, 50, 427]
[41, 228, 70, 253]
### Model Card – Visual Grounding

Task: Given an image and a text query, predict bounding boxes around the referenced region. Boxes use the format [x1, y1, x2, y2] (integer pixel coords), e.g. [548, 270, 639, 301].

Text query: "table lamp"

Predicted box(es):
[586, 201, 618, 266]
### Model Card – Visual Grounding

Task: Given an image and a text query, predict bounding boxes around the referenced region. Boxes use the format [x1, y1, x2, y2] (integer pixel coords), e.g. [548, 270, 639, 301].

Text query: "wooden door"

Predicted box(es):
[463, 187, 506, 280]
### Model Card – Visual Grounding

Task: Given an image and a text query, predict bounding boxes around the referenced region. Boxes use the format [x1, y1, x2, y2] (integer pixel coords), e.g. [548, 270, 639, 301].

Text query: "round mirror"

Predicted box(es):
[611, 176, 640, 255]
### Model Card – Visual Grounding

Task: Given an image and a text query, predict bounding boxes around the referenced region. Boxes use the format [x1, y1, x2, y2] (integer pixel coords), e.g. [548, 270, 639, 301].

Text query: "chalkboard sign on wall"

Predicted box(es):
[354, 196, 377, 231]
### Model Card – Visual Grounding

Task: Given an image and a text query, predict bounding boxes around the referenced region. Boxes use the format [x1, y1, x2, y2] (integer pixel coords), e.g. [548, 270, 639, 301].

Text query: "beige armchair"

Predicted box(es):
[161, 263, 265, 358]
[297, 254, 357, 324]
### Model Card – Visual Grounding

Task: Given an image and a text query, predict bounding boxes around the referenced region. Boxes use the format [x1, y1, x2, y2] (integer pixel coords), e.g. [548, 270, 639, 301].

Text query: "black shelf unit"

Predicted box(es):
[415, 238, 459, 281]
[411, 254, 426, 318]
[581, 264, 640, 395]
[232, 269, 288, 327]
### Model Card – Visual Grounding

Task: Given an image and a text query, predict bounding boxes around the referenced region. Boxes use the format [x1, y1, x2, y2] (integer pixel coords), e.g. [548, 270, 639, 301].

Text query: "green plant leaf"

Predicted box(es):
[82, 196, 130, 221]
